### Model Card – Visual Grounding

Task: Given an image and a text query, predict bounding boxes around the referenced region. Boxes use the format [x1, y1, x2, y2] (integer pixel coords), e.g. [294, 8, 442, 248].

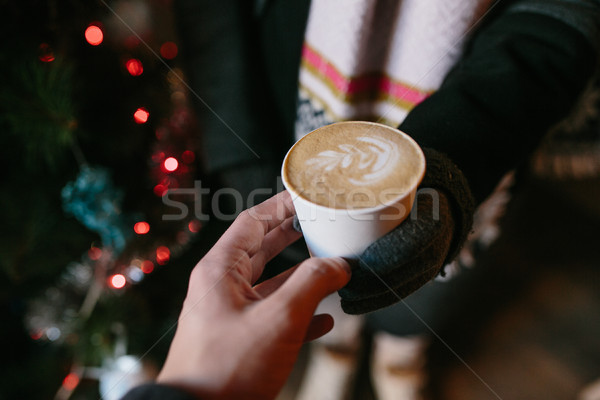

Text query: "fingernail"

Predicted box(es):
[292, 215, 302, 233]
[333, 257, 352, 276]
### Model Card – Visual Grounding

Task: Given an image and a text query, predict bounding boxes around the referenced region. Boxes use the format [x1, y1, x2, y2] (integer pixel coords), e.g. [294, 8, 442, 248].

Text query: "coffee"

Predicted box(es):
[283, 121, 425, 209]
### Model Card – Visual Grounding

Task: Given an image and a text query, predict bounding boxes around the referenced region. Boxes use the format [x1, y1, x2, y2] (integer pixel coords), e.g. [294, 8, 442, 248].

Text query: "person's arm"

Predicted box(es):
[173, 0, 294, 187]
[121, 383, 197, 400]
[401, 0, 600, 203]
[340, 0, 600, 314]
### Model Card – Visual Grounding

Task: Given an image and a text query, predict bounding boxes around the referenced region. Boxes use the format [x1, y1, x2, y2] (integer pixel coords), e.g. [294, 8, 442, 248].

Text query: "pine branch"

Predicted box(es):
[0, 56, 78, 170]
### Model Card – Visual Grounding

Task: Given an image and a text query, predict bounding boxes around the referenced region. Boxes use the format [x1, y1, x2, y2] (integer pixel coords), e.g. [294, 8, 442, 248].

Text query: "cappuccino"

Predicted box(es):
[283, 121, 425, 209]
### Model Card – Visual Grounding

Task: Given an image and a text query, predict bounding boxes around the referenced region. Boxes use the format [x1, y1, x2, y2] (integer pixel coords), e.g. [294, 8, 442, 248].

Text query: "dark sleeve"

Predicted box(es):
[173, 0, 284, 173]
[399, 2, 599, 203]
[120, 383, 198, 400]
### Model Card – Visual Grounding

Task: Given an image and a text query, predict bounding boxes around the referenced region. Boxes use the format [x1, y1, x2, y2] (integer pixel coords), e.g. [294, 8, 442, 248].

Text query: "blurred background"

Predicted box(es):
[1, 1, 599, 399]
[1, 1, 208, 398]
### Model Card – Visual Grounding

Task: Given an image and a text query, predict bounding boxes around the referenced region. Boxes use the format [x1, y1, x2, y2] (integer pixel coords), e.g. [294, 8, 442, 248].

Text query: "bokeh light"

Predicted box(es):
[181, 150, 195, 164]
[46, 326, 61, 341]
[88, 246, 102, 261]
[109, 274, 127, 289]
[62, 373, 80, 391]
[160, 41, 178, 59]
[188, 220, 202, 233]
[85, 25, 103, 46]
[125, 58, 143, 76]
[134, 108, 149, 124]
[133, 221, 150, 235]
[30, 330, 44, 341]
[163, 157, 178, 172]
[141, 260, 154, 274]
[38, 43, 55, 62]
[156, 246, 170, 265]
[126, 266, 144, 283]
[153, 184, 167, 197]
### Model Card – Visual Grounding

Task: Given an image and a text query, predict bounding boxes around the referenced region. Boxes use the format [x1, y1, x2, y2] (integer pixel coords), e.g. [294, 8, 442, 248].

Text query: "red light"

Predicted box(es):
[38, 43, 55, 62]
[141, 260, 154, 274]
[85, 25, 104, 46]
[110, 274, 127, 289]
[134, 221, 150, 235]
[188, 220, 202, 233]
[39, 54, 55, 63]
[30, 330, 44, 341]
[62, 373, 80, 391]
[88, 246, 102, 261]
[156, 246, 170, 265]
[182, 150, 195, 164]
[125, 59, 143, 76]
[163, 157, 178, 172]
[160, 42, 178, 59]
[134, 108, 149, 124]
[153, 184, 167, 197]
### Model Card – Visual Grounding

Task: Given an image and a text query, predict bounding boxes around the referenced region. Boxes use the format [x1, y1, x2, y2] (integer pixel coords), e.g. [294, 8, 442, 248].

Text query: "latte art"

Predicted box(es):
[282, 121, 425, 209]
[306, 136, 399, 186]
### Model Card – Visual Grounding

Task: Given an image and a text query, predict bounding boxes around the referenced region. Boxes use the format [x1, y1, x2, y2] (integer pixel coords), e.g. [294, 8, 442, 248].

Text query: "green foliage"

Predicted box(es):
[0, 55, 78, 171]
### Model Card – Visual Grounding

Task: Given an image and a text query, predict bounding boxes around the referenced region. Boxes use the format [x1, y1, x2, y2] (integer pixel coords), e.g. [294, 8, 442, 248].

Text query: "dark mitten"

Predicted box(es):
[339, 148, 475, 314]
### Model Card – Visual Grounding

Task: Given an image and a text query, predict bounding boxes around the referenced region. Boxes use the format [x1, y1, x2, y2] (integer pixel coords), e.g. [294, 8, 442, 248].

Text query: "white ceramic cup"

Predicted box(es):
[281, 121, 426, 259]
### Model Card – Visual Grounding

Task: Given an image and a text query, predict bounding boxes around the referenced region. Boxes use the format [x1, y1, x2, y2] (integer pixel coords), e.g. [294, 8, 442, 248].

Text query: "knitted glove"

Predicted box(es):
[339, 148, 475, 314]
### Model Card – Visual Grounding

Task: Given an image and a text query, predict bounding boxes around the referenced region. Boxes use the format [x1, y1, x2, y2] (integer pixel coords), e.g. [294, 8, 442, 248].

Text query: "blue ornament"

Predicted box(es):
[61, 166, 133, 252]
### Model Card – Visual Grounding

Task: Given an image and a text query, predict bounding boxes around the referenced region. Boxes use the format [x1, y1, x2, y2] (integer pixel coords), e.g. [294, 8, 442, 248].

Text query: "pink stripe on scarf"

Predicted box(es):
[302, 44, 430, 105]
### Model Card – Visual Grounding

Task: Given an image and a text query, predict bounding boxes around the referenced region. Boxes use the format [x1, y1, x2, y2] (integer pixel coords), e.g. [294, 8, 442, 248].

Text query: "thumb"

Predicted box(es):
[269, 257, 351, 319]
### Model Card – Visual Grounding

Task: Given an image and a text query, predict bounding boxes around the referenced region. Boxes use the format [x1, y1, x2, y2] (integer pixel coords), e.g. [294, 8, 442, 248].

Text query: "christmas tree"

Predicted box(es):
[0, 1, 214, 398]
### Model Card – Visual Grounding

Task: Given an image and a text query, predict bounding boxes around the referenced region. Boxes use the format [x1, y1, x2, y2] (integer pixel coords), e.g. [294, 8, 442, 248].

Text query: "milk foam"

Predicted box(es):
[283, 122, 424, 209]
[305, 136, 399, 186]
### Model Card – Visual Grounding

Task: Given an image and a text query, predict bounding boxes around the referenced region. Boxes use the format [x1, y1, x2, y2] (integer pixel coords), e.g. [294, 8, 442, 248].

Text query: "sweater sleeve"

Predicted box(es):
[120, 383, 198, 400]
[173, 0, 285, 173]
[399, 2, 599, 203]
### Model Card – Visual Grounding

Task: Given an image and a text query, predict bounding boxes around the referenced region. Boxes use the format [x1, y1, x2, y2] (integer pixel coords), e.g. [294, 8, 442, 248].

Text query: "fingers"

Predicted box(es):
[304, 314, 334, 342]
[244, 190, 296, 234]
[253, 264, 299, 298]
[249, 216, 302, 282]
[216, 191, 296, 257]
[269, 257, 351, 321]
[201, 192, 296, 284]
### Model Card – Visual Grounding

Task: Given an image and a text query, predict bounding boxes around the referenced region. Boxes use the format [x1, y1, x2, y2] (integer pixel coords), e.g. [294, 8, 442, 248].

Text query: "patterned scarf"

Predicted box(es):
[295, 0, 495, 139]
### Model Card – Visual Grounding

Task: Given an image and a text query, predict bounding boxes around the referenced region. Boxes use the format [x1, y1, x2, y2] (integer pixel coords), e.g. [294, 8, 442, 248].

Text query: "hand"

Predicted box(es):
[339, 189, 454, 314]
[339, 148, 474, 314]
[157, 191, 351, 400]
